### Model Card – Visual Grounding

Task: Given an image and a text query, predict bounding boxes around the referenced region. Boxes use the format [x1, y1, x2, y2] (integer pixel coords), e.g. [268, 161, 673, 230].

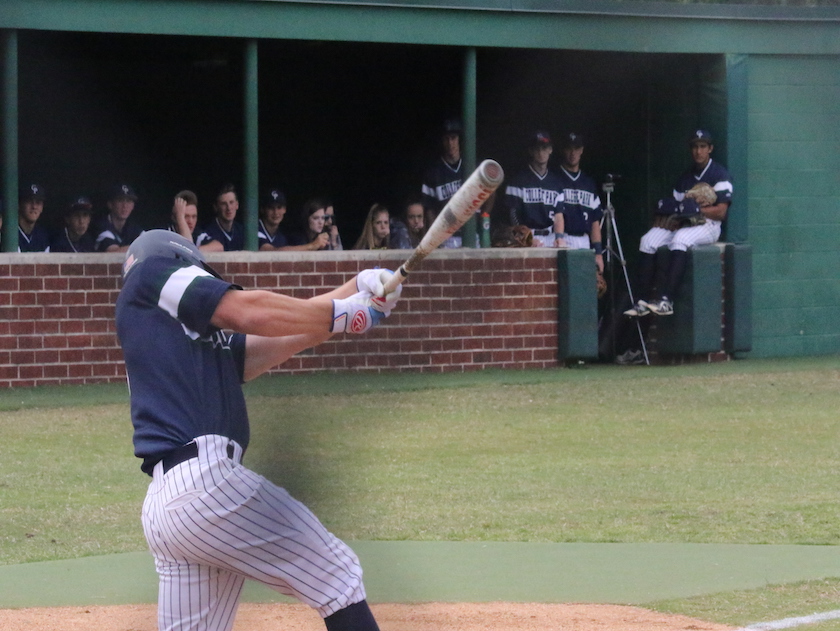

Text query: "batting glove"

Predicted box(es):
[331, 291, 385, 334]
[356, 268, 402, 315]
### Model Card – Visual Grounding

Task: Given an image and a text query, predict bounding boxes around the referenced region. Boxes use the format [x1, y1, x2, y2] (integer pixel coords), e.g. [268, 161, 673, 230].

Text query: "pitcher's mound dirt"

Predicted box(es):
[0, 602, 737, 631]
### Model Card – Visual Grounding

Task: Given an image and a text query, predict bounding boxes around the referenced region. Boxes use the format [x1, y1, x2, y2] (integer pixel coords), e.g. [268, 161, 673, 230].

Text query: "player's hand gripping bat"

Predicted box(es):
[381, 159, 504, 296]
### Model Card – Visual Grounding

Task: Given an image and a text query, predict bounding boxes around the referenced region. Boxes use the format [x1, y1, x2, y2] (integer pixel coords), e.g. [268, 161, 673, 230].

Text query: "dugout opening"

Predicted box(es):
[12, 31, 726, 251]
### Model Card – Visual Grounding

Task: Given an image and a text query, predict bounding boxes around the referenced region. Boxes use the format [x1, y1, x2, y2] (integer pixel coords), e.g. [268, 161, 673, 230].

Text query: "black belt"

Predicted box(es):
[161, 441, 235, 474]
[533, 228, 553, 236]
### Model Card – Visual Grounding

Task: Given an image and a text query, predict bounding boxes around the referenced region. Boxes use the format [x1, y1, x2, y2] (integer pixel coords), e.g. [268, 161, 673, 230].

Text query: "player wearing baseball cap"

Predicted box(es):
[17, 183, 51, 252]
[117, 230, 401, 631]
[50, 196, 96, 253]
[94, 183, 143, 252]
[420, 118, 465, 248]
[624, 129, 732, 318]
[557, 132, 605, 272]
[504, 131, 567, 248]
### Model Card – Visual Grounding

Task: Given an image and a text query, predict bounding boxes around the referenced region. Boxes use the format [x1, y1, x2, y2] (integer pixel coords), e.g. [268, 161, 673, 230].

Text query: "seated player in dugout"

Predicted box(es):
[504, 130, 566, 248]
[116, 230, 402, 631]
[18, 182, 51, 252]
[169, 189, 222, 251]
[94, 183, 143, 252]
[50, 195, 96, 253]
[204, 183, 245, 251]
[624, 129, 732, 318]
[557, 132, 605, 272]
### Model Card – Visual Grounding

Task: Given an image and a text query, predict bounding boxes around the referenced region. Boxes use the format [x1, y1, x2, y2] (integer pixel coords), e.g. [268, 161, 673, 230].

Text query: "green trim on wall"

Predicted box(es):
[1, 31, 18, 253]
[725, 53, 749, 245]
[1, 0, 839, 55]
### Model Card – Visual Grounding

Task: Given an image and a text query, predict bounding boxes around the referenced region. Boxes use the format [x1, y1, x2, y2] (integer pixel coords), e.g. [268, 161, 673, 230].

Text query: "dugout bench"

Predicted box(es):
[556, 243, 752, 363]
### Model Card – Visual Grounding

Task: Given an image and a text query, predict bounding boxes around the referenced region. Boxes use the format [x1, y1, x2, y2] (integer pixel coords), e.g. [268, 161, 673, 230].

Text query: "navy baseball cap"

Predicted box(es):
[530, 130, 552, 147]
[261, 188, 287, 208]
[19, 183, 46, 201]
[562, 132, 585, 148]
[109, 183, 138, 201]
[66, 196, 93, 214]
[689, 129, 714, 145]
[442, 118, 462, 135]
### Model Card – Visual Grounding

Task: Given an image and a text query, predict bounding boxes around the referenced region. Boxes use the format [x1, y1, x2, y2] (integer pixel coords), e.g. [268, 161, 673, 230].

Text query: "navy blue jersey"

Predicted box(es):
[558, 167, 603, 236]
[50, 228, 95, 253]
[165, 224, 217, 248]
[673, 159, 733, 209]
[116, 257, 248, 475]
[18, 224, 51, 252]
[421, 157, 463, 215]
[258, 219, 288, 248]
[204, 218, 245, 251]
[504, 166, 565, 230]
[94, 215, 143, 251]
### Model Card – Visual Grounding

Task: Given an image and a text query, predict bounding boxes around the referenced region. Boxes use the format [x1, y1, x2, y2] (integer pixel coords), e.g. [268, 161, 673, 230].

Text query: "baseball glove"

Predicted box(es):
[684, 182, 717, 207]
[596, 269, 607, 299]
[653, 196, 706, 231]
[492, 225, 533, 248]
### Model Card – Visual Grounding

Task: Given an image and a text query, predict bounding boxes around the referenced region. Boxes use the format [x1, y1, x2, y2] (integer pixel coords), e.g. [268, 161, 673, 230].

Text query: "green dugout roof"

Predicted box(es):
[1, 0, 839, 55]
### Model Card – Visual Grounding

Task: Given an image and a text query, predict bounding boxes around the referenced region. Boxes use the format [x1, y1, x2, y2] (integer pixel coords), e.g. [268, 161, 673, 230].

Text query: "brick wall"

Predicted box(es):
[0, 249, 559, 388]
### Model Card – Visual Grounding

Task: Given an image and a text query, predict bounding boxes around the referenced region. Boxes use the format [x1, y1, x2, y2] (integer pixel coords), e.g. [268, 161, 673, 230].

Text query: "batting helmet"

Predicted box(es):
[123, 229, 224, 281]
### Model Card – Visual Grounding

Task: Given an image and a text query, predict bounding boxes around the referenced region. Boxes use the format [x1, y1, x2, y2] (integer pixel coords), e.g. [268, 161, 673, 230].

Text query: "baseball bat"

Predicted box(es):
[382, 159, 504, 295]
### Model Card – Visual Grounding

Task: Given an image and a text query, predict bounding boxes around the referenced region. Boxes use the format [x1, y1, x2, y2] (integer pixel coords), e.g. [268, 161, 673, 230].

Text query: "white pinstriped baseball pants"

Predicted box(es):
[142, 434, 366, 631]
[639, 220, 721, 254]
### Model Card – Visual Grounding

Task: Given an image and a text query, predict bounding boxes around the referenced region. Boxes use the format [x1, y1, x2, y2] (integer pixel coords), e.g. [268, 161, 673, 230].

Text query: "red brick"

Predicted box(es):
[60, 263, 86, 276]
[68, 276, 94, 290]
[19, 364, 44, 379]
[0, 277, 19, 291]
[9, 320, 35, 335]
[44, 364, 69, 378]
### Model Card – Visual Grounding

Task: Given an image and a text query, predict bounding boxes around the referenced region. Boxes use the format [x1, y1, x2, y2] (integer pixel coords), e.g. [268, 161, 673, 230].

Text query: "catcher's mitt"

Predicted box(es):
[492, 225, 533, 248]
[684, 182, 717, 207]
[596, 269, 607, 299]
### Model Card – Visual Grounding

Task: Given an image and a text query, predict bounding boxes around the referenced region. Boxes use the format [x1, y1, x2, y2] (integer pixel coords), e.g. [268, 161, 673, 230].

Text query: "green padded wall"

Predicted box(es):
[724, 243, 752, 354]
[748, 55, 840, 357]
[557, 249, 598, 360]
[656, 245, 724, 355]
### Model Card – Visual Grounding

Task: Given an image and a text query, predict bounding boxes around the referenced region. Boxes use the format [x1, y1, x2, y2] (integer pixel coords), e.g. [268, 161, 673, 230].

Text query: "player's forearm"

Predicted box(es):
[702, 202, 728, 222]
[211, 290, 333, 336]
[242, 331, 332, 381]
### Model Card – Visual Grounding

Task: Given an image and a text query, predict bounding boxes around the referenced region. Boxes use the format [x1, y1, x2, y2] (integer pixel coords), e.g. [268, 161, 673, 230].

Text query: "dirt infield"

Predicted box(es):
[0, 602, 737, 631]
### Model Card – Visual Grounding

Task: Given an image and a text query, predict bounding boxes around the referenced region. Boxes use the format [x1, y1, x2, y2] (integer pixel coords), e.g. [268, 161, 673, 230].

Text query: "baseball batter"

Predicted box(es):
[116, 230, 400, 631]
[624, 129, 732, 317]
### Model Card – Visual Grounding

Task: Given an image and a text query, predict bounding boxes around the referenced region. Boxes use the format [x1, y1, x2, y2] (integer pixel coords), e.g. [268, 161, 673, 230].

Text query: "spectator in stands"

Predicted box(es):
[421, 118, 464, 248]
[170, 190, 222, 251]
[322, 200, 344, 251]
[95, 183, 143, 252]
[286, 198, 331, 251]
[18, 183, 51, 252]
[390, 197, 426, 249]
[204, 183, 245, 251]
[504, 130, 566, 248]
[353, 203, 390, 250]
[51, 196, 96, 253]
[623, 129, 732, 318]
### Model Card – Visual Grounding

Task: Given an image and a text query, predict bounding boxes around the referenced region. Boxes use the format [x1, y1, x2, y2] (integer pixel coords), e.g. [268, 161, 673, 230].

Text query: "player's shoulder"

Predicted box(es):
[706, 159, 731, 181]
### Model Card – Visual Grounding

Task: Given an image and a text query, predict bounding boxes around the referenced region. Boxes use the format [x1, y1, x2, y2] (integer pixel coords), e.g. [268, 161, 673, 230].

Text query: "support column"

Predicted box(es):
[2, 30, 18, 252]
[460, 47, 477, 248]
[243, 39, 259, 251]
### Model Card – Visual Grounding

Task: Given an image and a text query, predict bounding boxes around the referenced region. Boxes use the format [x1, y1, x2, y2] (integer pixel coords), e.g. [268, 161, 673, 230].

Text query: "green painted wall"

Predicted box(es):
[748, 55, 840, 357]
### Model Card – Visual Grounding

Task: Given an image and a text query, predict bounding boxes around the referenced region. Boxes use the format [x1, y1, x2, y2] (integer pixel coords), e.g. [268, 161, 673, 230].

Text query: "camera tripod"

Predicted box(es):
[600, 175, 649, 365]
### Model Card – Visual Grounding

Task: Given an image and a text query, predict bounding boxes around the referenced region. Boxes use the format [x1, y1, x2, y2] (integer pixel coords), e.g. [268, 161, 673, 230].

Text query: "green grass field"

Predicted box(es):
[1, 356, 839, 627]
